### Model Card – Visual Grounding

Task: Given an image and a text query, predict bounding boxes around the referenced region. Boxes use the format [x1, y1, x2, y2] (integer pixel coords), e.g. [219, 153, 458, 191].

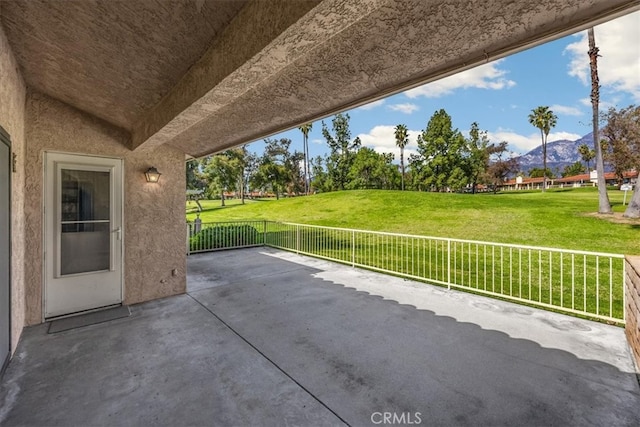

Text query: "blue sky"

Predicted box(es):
[248, 11, 640, 160]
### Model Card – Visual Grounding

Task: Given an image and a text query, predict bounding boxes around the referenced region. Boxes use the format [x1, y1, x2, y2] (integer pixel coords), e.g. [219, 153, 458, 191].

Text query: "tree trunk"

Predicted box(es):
[624, 182, 640, 218]
[400, 148, 405, 191]
[542, 131, 547, 192]
[588, 27, 612, 214]
[303, 134, 308, 195]
[220, 191, 225, 207]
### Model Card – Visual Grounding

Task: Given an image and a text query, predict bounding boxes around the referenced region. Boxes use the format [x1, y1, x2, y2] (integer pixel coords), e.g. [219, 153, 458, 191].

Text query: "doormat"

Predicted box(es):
[48, 305, 130, 333]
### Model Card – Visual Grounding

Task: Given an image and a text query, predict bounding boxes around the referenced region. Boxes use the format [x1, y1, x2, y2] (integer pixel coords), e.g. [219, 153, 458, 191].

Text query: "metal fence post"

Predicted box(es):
[296, 224, 300, 254]
[623, 260, 627, 323]
[263, 220, 267, 247]
[352, 230, 356, 267]
[186, 223, 191, 255]
[447, 239, 451, 290]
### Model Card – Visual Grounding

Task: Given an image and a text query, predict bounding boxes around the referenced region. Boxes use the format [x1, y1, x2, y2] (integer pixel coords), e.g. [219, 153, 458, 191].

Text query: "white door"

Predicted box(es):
[44, 153, 123, 319]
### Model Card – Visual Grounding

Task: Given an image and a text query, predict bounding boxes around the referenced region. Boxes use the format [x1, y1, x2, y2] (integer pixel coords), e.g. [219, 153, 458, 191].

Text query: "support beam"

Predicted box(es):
[131, 0, 326, 151]
[142, 0, 639, 158]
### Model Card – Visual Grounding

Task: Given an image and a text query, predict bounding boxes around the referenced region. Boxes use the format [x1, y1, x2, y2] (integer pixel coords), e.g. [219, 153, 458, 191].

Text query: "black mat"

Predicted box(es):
[48, 305, 130, 333]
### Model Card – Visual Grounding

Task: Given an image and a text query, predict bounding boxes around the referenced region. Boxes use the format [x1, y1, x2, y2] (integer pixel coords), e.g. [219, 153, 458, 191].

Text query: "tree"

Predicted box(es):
[626, 184, 640, 219]
[485, 142, 519, 193]
[578, 144, 595, 171]
[252, 138, 303, 199]
[562, 161, 586, 178]
[243, 150, 259, 199]
[309, 155, 330, 193]
[347, 147, 400, 190]
[228, 146, 250, 204]
[186, 159, 206, 211]
[528, 106, 557, 192]
[407, 153, 426, 191]
[322, 113, 361, 190]
[588, 27, 612, 214]
[414, 109, 468, 192]
[601, 106, 640, 183]
[298, 123, 313, 195]
[528, 167, 555, 179]
[394, 124, 409, 190]
[203, 151, 243, 206]
[600, 105, 640, 218]
[186, 159, 204, 190]
[466, 122, 493, 194]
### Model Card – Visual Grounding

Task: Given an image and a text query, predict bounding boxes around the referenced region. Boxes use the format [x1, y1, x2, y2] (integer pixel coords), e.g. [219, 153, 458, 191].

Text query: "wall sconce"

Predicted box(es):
[144, 167, 161, 183]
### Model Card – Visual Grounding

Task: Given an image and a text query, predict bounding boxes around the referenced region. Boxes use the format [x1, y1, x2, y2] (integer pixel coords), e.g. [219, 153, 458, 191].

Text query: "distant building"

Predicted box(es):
[498, 170, 637, 191]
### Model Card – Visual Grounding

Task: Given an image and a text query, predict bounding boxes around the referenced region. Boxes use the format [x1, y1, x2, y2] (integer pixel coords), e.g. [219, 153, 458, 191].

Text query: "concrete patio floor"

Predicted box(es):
[1, 247, 639, 426]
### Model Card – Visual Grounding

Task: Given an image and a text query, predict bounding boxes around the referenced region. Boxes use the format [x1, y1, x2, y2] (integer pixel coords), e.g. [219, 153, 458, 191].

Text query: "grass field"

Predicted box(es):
[186, 187, 639, 255]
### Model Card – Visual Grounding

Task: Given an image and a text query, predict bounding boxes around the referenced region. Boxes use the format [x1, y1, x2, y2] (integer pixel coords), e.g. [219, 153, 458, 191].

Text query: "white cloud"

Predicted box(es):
[404, 59, 516, 98]
[357, 125, 584, 157]
[578, 97, 591, 107]
[487, 129, 583, 154]
[311, 138, 324, 145]
[564, 11, 640, 102]
[578, 97, 619, 112]
[549, 104, 583, 116]
[357, 99, 385, 110]
[387, 103, 420, 114]
[550, 131, 586, 141]
[356, 125, 421, 160]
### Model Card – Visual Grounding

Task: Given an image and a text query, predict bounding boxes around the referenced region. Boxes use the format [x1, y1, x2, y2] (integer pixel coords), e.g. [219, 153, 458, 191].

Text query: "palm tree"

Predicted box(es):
[578, 143, 595, 171]
[298, 123, 313, 194]
[394, 124, 409, 190]
[528, 106, 557, 192]
[588, 27, 612, 214]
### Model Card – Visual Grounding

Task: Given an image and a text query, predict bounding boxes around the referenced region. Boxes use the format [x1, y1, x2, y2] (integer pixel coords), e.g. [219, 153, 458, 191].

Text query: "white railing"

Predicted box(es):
[188, 221, 626, 324]
[187, 220, 266, 254]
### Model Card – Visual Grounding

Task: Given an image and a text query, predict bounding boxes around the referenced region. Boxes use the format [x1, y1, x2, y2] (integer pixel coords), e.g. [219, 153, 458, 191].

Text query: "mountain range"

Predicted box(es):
[514, 133, 595, 174]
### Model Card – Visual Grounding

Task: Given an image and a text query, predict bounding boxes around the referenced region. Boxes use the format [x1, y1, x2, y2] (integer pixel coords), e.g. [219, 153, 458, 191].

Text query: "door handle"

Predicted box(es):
[112, 226, 122, 241]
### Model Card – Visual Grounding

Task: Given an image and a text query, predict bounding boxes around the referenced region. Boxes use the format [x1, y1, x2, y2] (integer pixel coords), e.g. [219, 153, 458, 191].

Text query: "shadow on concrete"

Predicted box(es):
[0, 248, 638, 426]
[0, 293, 343, 426]
[189, 249, 640, 426]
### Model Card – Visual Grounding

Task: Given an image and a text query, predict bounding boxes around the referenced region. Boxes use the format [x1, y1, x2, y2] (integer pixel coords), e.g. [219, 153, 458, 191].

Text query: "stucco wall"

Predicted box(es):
[24, 92, 186, 324]
[625, 256, 640, 370]
[0, 19, 27, 353]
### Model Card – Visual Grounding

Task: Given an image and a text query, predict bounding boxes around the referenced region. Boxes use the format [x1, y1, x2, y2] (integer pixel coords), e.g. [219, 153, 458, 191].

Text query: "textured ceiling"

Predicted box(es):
[0, 0, 249, 129]
[159, 0, 640, 158]
[1, 0, 639, 157]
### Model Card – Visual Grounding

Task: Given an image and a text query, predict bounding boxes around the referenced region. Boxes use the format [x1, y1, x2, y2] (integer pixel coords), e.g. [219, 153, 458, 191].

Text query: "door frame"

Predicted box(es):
[42, 151, 125, 320]
[0, 125, 12, 377]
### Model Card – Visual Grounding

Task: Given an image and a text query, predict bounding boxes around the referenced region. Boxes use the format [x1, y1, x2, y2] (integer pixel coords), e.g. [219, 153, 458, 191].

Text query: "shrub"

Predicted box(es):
[189, 224, 261, 252]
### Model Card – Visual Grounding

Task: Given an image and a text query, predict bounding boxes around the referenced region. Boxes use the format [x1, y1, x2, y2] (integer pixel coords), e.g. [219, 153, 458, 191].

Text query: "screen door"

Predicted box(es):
[44, 153, 123, 318]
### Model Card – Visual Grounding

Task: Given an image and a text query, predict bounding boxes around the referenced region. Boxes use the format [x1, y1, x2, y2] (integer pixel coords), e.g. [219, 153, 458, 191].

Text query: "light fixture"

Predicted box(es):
[144, 167, 161, 183]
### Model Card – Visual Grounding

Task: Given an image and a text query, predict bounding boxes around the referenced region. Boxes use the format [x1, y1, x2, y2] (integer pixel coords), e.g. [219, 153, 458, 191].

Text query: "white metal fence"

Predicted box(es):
[187, 220, 266, 254]
[187, 220, 626, 323]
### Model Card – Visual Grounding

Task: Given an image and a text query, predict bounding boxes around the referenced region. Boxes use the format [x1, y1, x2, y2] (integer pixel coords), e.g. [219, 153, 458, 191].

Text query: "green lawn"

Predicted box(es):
[186, 187, 639, 255]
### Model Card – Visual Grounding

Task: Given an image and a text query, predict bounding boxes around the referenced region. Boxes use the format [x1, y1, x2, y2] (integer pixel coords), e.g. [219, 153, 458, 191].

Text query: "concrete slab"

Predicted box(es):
[187, 248, 311, 292]
[0, 293, 342, 426]
[1, 247, 638, 426]
[189, 248, 640, 426]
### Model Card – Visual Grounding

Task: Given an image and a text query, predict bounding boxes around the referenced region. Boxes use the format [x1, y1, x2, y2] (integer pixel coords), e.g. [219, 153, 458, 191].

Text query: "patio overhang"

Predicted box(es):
[2, 0, 638, 158]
